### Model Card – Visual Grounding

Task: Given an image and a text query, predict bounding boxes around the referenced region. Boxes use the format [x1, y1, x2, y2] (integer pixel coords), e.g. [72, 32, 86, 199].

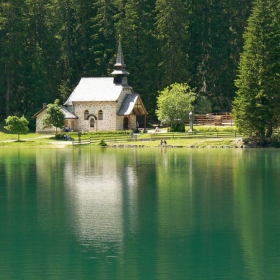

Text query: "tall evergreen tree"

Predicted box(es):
[233, 0, 280, 140]
[0, 0, 29, 116]
[155, 0, 189, 88]
[90, 0, 117, 76]
[120, 0, 159, 115]
[188, 0, 253, 111]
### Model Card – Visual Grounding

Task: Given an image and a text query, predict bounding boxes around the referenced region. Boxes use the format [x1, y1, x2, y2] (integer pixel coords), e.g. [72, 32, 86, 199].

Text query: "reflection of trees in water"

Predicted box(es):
[233, 151, 280, 280]
[3, 148, 280, 278]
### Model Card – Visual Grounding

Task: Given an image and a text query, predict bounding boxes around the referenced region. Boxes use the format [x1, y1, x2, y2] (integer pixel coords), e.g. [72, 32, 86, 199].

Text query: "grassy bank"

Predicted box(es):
[0, 124, 244, 148]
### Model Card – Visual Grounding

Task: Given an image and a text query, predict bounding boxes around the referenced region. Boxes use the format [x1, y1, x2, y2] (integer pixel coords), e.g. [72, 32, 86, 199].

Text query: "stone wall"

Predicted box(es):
[73, 101, 118, 132]
[35, 88, 138, 132]
[35, 110, 64, 133]
[116, 114, 136, 130]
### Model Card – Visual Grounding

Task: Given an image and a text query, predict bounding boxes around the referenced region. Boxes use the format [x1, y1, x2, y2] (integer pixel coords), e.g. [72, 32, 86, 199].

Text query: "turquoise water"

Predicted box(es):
[1, 147, 280, 279]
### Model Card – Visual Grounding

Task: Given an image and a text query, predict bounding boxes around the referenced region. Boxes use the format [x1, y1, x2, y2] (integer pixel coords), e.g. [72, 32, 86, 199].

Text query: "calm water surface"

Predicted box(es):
[1, 147, 280, 280]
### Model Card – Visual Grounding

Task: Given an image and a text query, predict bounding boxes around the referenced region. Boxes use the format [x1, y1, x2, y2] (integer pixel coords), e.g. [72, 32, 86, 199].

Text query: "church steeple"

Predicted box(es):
[111, 38, 129, 85]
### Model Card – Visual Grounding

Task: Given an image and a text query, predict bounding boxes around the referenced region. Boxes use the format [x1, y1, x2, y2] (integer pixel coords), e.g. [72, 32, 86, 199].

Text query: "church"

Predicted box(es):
[33, 41, 148, 133]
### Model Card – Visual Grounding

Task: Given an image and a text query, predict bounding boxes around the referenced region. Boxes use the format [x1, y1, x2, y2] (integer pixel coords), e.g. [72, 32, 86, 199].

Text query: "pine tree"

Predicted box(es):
[155, 0, 189, 88]
[0, 0, 29, 116]
[90, 0, 117, 76]
[188, 0, 253, 111]
[233, 0, 280, 140]
[120, 0, 159, 115]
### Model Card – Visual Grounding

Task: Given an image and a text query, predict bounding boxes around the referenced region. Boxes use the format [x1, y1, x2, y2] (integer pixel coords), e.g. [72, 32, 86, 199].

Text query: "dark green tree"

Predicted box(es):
[4, 115, 29, 141]
[90, 0, 117, 76]
[233, 0, 280, 141]
[155, 0, 189, 88]
[43, 99, 65, 134]
[188, 0, 253, 111]
[0, 0, 29, 116]
[120, 0, 159, 116]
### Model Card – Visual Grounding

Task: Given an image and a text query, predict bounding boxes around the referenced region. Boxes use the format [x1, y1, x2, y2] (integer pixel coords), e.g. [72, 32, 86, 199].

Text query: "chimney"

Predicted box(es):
[43, 103, 47, 108]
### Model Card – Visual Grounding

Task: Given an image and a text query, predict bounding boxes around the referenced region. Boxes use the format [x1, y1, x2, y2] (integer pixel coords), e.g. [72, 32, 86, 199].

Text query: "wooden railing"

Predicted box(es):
[72, 135, 132, 145]
[149, 131, 242, 140]
[72, 138, 92, 146]
[194, 114, 234, 126]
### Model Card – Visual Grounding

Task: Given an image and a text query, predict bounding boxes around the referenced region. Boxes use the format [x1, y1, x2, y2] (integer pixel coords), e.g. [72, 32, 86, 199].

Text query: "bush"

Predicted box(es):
[169, 122, 185, 132]
[271, 134, 280, 147]
[98, 138, 107, 146]
[53, 132, 65, 140]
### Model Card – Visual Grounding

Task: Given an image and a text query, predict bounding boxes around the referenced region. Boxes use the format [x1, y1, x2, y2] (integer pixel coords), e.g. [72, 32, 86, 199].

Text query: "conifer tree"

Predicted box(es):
[155, 0, 189, 88]
[188, 0, 253, 111]
[90, 0, 117, 76]
[120, 0, 159, 115]
[233, 0, 280, 140]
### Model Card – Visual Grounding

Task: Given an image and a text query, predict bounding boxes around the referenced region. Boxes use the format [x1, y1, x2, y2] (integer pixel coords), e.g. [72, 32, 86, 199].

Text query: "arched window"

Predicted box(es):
[90, 118, 95, 127]
[98, 110, 103, 120]
[84, 110, 89, 120]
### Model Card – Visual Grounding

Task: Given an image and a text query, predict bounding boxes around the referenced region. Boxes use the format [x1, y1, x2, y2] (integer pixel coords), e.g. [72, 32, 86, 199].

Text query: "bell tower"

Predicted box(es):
[111, 38, 129, 85]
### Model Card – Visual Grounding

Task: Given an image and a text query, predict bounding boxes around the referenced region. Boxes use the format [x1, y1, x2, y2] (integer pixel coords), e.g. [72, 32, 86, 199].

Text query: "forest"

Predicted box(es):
[0, 0, 255, 125]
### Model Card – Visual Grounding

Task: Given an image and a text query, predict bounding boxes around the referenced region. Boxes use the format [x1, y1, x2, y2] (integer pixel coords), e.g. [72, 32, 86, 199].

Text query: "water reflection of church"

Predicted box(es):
[50, 149, 138, 246]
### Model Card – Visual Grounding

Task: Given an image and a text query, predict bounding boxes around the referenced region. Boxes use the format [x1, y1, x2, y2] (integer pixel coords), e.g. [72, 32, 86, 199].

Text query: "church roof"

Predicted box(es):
[118, 94, 148, 116]
[61, 106, 78, 119]
[32, 105, 77, 119]
[64, 77, 130, 105]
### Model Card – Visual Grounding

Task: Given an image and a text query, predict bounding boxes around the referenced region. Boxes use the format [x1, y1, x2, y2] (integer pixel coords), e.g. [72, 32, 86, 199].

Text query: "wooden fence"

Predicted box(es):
[72, 134, 132, 145]
[149, 131, 242, 140]
[194, 114, 234, 126]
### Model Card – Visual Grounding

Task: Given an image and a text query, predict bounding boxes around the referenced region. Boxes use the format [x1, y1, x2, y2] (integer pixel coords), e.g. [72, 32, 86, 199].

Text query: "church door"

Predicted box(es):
[123, 117, 129, 130]
[89, 118, 95, 132]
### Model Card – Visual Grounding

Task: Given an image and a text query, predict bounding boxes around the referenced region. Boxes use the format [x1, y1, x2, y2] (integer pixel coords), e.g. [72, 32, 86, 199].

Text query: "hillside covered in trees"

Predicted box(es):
[0, 0, 254, 123]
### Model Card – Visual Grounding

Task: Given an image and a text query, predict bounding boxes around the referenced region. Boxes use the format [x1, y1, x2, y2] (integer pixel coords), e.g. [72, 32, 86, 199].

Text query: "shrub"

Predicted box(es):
[169, 122, 185, 132]
[53, 133, 64, 140]
[271, 134, 280, 148]
[98, 138, 107, 146]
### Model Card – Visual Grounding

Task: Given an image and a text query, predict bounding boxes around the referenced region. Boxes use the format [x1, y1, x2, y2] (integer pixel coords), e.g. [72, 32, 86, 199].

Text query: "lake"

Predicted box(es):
[1, 147, 280, 279]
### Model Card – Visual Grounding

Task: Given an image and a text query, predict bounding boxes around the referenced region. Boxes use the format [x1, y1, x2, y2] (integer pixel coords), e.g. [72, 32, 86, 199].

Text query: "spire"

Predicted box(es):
[114, 39, 126, 68]
[111, 36, 129, 85]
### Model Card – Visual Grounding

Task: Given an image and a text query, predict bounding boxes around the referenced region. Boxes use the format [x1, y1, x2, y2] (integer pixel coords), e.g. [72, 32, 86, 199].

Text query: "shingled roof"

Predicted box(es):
[32, 105, 77, 119]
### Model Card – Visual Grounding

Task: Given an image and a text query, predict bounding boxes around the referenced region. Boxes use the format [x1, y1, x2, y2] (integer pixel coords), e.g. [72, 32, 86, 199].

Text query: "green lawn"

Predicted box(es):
[0, 120, 242, 148]
[107, 138, 240, 147]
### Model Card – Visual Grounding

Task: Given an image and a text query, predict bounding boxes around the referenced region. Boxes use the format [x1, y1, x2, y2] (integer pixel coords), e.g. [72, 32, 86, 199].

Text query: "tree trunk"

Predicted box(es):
[266, 124, 273, 138]
[6, 65, 10, 117]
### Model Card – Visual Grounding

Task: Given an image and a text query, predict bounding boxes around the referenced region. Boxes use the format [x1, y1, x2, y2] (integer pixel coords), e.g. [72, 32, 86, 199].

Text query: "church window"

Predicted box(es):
[98, 110, 103, 120]
[84, 110, 89, 120]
